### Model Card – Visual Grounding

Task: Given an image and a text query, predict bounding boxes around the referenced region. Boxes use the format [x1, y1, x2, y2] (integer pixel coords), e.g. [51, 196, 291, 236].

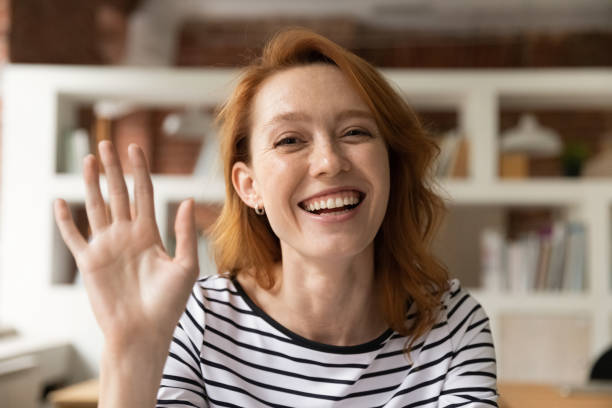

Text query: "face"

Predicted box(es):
[233, 64, 390, 262]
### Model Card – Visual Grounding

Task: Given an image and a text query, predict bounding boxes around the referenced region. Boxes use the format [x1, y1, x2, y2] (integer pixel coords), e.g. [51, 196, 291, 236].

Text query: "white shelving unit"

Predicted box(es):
[2, 65, 611, 383]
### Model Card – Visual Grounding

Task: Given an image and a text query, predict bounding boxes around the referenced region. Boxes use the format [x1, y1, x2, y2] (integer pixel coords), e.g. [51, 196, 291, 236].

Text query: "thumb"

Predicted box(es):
[173, 198, 199, 275]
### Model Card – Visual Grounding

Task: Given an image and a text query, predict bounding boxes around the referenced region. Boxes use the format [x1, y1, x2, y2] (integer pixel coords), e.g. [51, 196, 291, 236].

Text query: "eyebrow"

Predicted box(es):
[261, 109, 375, 129]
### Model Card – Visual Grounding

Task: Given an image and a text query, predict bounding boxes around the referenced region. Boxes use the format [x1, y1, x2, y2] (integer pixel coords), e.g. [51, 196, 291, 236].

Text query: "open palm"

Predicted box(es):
[54, 141, 199, 349]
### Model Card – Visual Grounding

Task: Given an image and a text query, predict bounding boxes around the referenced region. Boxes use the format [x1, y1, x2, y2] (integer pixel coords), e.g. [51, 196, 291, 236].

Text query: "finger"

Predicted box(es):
[173, 199, 199, 274]
[128, 144, 156, 221]
[98, 140, 131, 222]
[54, 198, 87, 256]
[83, 154, 109, 233]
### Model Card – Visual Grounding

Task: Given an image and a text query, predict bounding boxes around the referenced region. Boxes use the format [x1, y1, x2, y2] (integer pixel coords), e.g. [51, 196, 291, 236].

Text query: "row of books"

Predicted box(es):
[480, 221, 586, 292]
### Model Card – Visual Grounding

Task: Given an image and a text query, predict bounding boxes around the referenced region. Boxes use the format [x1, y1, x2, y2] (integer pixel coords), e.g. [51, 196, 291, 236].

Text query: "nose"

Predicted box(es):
[309, 137, 351, 178]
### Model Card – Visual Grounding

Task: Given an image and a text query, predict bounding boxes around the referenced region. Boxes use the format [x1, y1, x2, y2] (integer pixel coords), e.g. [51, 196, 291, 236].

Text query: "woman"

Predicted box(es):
[54, 29, 497, 407]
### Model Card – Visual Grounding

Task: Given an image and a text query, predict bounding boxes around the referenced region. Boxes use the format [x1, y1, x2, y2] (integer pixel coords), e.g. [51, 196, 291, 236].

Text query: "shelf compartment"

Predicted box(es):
[496, 105, 612, 180]
[56, 95, 222, 178]
[417, 109, 469, 180]
[433, 204, 587, 293]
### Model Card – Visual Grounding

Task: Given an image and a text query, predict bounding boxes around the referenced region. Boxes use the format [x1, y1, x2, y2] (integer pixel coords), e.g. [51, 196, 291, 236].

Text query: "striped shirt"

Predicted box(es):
[157, 275, 498, 407]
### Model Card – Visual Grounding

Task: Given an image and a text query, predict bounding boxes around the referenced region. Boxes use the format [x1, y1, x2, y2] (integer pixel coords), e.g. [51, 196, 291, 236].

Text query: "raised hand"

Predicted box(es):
[54, 140, 200, 352]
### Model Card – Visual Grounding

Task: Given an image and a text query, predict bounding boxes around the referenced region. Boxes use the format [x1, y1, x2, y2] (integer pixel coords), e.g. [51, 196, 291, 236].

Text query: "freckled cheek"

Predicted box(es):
[257, 157, 304, 212]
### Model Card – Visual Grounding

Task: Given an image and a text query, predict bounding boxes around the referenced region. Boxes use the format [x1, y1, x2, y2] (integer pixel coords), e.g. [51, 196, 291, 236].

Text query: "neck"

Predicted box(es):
[240, 243, 388, 346]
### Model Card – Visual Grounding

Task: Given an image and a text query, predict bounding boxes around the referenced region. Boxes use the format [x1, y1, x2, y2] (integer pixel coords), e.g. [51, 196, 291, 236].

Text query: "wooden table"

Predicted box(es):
[48, 379, 612, 408]
[499, 382, 612, 408]
[48, 378, 98, 408]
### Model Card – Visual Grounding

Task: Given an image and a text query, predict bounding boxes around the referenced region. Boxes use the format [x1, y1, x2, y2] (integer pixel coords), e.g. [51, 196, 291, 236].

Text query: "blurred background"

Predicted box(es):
[1, 0, 612, 407]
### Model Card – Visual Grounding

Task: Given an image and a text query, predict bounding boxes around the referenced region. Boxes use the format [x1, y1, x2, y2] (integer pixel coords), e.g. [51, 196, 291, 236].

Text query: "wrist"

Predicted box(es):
[103, 331, 171, 361]
[99, 341, 170, 408]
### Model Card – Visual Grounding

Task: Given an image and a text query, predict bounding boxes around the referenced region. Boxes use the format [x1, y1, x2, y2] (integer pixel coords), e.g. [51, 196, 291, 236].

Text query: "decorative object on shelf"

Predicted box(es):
[192, 126, 221, 179]
[500, 114, 563, 178]
[499, 152, 529, 179]
[501, 114, 562, 156]
[162, 107, 212, 140]
[583, 133, 612, 177]
[64, 128, 90, 173]
[561, 140, 590, 177]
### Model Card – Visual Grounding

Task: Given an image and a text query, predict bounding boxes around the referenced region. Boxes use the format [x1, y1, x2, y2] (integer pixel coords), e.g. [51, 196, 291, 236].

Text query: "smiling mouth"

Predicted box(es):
[298, 191, 365, 215]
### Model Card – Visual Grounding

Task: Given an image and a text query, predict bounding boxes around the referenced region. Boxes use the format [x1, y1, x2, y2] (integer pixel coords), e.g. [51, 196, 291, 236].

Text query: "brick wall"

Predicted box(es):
[175, 18, 612, 68]
[9, 0, 140, 64]
[176, 17, 359, 67]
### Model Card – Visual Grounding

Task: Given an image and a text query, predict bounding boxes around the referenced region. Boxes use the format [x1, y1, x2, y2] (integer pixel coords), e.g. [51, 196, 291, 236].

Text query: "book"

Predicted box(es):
[433, 130, 469, 178]
[524, 232, 541, 291]
[435, 133, 460, 177]
[546, 221, 567, 291]
[480, 228, 504, 291]
[449, 136, 469, 178]
[506, 240, 525, 292]
[534, 227, 552, 291]
[562, 222, 586, 291]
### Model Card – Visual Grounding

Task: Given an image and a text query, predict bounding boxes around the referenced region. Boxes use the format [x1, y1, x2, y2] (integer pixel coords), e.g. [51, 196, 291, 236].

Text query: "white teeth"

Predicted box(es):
[302, 193, 362, 213]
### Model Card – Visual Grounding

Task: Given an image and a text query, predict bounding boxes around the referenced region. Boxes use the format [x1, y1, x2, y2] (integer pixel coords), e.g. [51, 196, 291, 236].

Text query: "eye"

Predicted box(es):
[274, 136, 303, 148]
[343, 128, 371, 138]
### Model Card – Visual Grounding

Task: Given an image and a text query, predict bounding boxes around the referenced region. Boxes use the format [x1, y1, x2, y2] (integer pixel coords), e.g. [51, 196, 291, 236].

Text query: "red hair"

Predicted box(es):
[210, 28, 449, 351]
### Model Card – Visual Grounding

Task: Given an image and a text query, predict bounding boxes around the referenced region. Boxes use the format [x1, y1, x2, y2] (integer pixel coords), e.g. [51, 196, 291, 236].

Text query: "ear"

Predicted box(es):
[232, 161, 261, 210]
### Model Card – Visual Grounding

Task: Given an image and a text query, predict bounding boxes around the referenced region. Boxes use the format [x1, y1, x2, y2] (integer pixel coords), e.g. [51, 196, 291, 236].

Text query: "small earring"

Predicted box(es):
[255, 203, 265, 215]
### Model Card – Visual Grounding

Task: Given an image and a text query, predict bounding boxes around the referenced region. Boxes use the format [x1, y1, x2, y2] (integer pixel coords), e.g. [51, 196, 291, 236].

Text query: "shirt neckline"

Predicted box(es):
[231, 276, 394, 354]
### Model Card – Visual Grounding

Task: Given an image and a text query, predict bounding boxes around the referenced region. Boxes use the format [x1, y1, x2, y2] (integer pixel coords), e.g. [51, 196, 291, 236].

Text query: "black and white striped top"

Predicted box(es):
[156, 275, 498, 407]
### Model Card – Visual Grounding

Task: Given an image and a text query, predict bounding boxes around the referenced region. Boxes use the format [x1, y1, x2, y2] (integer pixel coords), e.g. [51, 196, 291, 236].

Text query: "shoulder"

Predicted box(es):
[195, 273, 236, 293]
[174, 274, 240, 342]
[189, 273, 239, 309]
[181, 274, 236, 321]
[438, 279, 492, 350]
[440, 279, 483, 318]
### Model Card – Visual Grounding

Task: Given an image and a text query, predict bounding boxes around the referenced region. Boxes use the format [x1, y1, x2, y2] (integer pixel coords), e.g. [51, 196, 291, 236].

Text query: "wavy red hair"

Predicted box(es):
[210, 28, 449, 351]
